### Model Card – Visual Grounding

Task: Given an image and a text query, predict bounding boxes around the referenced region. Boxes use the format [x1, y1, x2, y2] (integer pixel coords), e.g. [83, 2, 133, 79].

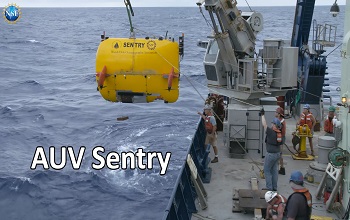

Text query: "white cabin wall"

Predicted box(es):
[340, 0, 350, 208]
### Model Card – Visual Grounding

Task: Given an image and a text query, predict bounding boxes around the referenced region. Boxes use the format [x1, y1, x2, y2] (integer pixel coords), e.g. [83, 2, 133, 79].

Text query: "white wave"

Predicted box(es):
[118, 143, 145, 153]
[27, 39, 39, 43]
[165, 133, 179, 137]
[19, 176, 31, 182]
[186, 135, 193, 141]
[135, 128, 148, 137]
[10, 186, 19, 191]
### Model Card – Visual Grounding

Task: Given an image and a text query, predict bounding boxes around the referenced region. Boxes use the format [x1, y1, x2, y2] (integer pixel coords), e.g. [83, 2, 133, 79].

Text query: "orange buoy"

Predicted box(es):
[97, 66, 107, 89]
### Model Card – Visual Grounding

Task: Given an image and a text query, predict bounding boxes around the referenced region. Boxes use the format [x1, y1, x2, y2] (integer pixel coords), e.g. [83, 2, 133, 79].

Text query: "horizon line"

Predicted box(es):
[17, 5, 343, 8]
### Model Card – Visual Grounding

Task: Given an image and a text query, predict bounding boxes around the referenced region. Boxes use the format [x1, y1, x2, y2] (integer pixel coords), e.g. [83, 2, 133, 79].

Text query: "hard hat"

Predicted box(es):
[272, 118, 282, 128]
[276, 107, 284, 116]
[204, 105, 212, 110]
[290, 171, 304, 185]
[329, 106, 336, 112]
[303, 104, 310, 110]
[265, 191, 277, 203]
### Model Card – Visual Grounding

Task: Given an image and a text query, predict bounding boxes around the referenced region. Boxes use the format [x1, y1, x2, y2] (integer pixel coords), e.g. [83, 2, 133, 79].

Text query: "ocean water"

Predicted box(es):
[0, 6, 344, 220]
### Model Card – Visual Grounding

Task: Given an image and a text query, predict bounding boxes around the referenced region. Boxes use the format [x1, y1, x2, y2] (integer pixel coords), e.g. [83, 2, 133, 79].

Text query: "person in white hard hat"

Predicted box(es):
[265, 191, 287, 220]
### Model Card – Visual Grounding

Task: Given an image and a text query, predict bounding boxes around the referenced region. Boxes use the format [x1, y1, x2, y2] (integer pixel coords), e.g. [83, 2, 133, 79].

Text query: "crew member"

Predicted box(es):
[276, 107, 286, 175]
[265, 191, 287, 220]
[324, 106, 336, 136]
[298, 104, 316, 156]
[284, 171, 312, 220]
[198, 105, 219, 163]
[261, 108, 282, 191]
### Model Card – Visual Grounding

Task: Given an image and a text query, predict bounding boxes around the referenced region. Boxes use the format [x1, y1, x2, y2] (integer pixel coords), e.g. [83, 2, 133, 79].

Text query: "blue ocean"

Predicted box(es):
[0, 5, 344, 220]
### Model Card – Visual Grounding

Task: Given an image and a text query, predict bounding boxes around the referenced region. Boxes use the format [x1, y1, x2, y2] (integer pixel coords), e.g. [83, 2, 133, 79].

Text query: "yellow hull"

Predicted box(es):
[96, 38, 180, 103]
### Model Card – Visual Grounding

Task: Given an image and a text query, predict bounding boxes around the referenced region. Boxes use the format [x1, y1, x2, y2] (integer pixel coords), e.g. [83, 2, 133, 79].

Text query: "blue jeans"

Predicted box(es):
[264, 152, 280, 191]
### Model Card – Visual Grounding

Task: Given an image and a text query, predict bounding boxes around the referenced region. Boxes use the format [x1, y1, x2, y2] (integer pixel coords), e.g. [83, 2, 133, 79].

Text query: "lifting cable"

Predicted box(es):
[326, 43, 342, 57]
[198, 5, 214, 29]
[244, 0, 253, 12]
[124, 0, 135, 37]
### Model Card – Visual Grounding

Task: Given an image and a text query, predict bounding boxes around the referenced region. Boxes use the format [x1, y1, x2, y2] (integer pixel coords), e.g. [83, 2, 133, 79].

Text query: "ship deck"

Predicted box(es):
[192, 116, 338, 220]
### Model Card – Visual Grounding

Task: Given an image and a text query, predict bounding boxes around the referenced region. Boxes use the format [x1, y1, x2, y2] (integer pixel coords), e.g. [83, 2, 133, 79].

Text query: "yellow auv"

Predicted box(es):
[96, 38, 180, 103]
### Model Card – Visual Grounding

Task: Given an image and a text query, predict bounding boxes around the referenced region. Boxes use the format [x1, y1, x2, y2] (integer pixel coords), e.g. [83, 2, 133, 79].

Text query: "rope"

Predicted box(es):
[326, 43, 342, 57]
[182, 74, 207, 103]
[154, 50, 180, 73]
[284, 143, 300, 157]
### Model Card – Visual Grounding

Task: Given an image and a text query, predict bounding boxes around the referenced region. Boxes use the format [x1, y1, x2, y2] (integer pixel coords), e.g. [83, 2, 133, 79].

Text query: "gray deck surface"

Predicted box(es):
[192, 117, 338, 220]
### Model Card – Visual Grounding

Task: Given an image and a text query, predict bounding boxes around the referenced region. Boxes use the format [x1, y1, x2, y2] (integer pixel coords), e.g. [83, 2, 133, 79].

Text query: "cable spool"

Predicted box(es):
[328, 147, 348, 168]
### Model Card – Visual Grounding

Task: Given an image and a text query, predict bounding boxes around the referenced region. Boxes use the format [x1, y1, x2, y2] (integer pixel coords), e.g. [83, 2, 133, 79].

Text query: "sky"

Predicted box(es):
[0, 0, 347, 7]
